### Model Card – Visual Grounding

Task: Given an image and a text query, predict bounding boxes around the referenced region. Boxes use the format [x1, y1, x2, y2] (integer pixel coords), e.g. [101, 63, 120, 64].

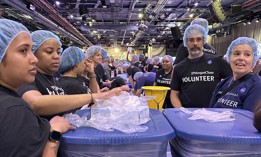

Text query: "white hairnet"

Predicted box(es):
[59, 46, 85, 74]
[191, 18, 209, 34]
[0, 19, 30, 62]
[133, 72, 143, 81]
[31, 30, 62, 53]
[183, 24, 207, 47]
[86, 45, 103, 59]
[162, 55, 174, 64]
[226, 37, 260, 66]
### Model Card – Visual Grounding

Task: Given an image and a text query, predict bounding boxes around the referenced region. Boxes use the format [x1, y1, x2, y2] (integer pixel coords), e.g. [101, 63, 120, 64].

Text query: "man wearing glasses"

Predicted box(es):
[174, 18, 216, 65]
[170, 24, 232, 108]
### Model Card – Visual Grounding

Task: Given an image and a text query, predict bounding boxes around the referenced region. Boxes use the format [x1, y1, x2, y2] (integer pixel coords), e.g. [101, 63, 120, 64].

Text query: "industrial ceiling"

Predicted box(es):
[0, 0, 260, 50]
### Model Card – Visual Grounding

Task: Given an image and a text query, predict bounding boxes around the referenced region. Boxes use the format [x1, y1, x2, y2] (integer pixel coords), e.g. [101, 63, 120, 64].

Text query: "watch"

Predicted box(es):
[49, 130, 62, 143]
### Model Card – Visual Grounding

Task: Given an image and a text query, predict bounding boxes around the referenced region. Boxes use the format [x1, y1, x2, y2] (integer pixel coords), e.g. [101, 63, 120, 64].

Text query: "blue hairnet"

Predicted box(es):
[183, 24, 207, 47]
[121, 63, 129, 69]
[31, 30, 62, 53]
[162, 55, 174, 64]
[132, 54, 139, 61]
[101, 48, 108, 58]
[191, 18, 209, 34]
[153, 56, 160, 64]
[59, 46, 85, 74]
[0, 19, 30, 62]
[146, 58, 152, 64]
[86, 45, 103, 59]
[104, 56, 111, 61]
[226, 37, 260, 66]
[133, 72, 143, 81]
[139, 54, 145, 59]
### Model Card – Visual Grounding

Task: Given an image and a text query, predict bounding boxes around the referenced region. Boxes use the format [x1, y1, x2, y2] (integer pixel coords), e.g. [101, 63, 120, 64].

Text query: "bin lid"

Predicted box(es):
[62, 109, 175, 144]
[163, 108, 261, 144]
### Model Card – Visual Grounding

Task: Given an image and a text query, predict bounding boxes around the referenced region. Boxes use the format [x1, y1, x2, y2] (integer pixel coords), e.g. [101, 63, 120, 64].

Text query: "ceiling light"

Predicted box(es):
[194, 3, 198, 7]
[26, 3, 35, 11]
[138, 13, 144, 19]
[55, 1, 60, 5]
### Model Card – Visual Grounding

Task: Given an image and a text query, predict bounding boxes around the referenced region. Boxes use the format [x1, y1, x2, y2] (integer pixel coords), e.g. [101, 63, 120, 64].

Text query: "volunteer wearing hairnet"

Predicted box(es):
[174, 18, 216, 65]
[133, 71, 156, 96]
[86, 45, 113, 91]
[210, 37, 261, 111]
[144, 57, 154, 72]
[151, 56, 162, 72]
[170, 24, 232, 108]
[131, 54, 146, 72]
[17, 30, 123, 120]
[0, 19, 75, 156]
[154, 55, 174, 108]
[58, 46, 99, 96]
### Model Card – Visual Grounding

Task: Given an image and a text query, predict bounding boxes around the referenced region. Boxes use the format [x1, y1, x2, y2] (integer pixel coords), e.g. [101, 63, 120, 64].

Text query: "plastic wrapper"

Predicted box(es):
[180, 107, 235, 122]
[65, 91, 152, 133]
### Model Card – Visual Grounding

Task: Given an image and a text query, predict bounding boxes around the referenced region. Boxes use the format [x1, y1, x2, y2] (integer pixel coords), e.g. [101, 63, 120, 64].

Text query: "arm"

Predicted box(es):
[89, 74, 100, 93]
[85, 59, 100, 93]
[135, 89, 142, 96]
[42, 116, 75, 157]
[254, 100, 261, 132]
[170, 90, 182, 108]
[21, 88, 122, 115]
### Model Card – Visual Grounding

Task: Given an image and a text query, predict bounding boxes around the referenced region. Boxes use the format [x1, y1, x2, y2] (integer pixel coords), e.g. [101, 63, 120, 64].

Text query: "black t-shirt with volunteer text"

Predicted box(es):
[127, 65, 142, 78]
[17, 72, 70, 120]
[171, 53, 232, 108]
[155, 69, 173, 108]
[174, 43, 216, 65]
[0, 85, 50, 156]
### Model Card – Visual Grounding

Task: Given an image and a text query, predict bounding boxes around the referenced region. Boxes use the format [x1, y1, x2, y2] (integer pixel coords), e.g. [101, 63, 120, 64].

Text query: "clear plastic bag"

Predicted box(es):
[65, 91, 151, 133]
[180, 107, 235, 122]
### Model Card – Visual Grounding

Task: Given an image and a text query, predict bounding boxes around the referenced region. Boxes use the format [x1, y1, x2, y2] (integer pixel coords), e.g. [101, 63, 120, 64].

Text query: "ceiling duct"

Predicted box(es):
[1, 0, 87, 46]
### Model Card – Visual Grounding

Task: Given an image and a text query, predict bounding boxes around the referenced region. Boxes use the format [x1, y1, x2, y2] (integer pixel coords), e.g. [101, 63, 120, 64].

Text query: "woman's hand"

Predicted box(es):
[84, 59, 95, 74]
[49, 116, 75, 133]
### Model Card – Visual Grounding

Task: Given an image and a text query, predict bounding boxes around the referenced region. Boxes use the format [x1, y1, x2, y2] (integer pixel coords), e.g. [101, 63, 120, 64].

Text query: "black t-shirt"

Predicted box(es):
[133, 61, 145, 72]
[0, 85, 50, 156]
[155, 69, 173, 108]
[171, 53, 232, 108]
[174, 43, 216, 65]
[18, 72, 67, 120]
[95, 63, 108, 88]
[58, 76, 91, 94]
[109, 77, 126, 89]
[127, 66, 141, 78]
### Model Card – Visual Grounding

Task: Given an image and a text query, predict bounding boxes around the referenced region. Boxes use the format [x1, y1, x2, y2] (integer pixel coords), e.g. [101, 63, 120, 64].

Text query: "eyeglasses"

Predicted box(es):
[187, 37, 203, 43]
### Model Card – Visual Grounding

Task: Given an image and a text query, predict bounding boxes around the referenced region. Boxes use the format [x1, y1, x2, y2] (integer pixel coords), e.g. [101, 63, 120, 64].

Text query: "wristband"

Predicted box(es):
[89, 74, 96, 78]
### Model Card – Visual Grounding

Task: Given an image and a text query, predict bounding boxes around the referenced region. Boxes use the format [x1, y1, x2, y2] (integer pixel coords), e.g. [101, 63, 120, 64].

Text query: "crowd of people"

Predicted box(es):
[1, 16, 261, 156]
